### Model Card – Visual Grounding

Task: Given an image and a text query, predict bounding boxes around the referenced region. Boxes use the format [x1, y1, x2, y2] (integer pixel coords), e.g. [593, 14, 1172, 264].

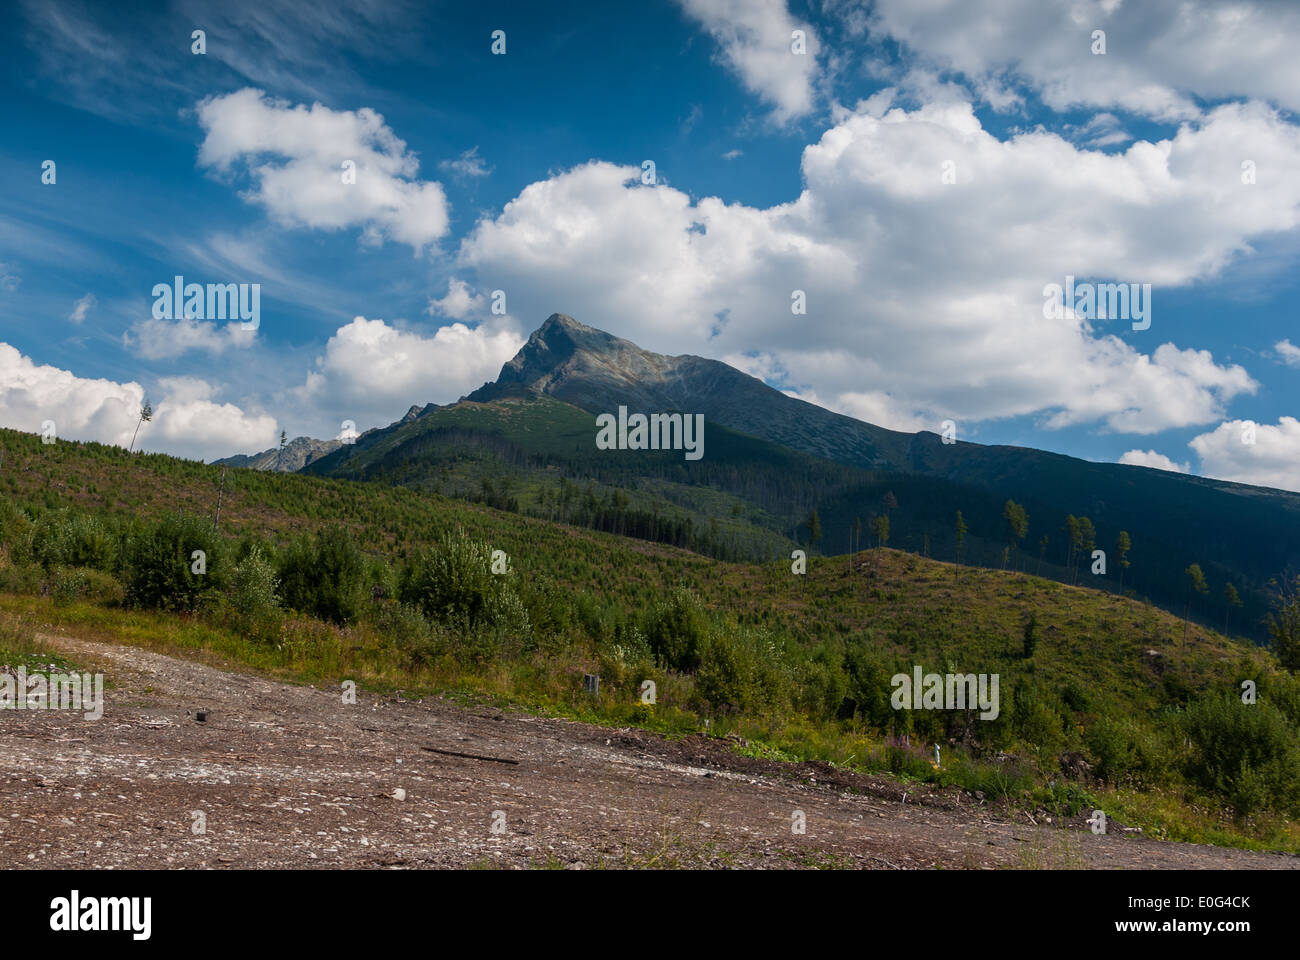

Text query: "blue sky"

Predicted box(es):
[1, 0, 1297, 491]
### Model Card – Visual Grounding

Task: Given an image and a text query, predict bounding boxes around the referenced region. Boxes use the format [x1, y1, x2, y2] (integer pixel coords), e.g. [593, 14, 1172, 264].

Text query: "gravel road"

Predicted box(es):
[2, 634, 1295, 870]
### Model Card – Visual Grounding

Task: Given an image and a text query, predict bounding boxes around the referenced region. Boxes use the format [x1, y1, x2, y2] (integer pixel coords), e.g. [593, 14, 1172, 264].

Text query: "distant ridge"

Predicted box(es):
[214, 435, 343, 472]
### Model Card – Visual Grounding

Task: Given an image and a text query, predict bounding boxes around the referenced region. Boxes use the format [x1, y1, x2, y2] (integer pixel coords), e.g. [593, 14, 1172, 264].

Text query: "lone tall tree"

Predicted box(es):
[1223, 582, 1242, 635]
[954, 510, 968, 580]
[1183, 563, 1208, 646]
[1065, 515, 1082, 580]
[1003, 500, 1028, 571]
[871, 514, 890, 549]
[1116, 531, 1132, 593]
[129, 398, 153, 453]
[806, 509, 822, 551]
[1077, 517, 1097, 585]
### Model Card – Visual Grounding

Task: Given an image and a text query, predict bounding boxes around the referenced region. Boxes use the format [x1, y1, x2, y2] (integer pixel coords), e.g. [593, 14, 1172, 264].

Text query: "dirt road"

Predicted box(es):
[1, 634, 1295, 869]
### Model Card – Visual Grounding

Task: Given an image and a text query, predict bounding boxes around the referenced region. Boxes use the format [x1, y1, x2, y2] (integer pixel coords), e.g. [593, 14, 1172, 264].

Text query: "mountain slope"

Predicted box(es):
[467, 313, 914, 469]
[294, 313, 1299, 640]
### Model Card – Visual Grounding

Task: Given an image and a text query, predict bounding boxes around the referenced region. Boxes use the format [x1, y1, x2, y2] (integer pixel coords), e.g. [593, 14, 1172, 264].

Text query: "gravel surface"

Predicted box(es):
[2, 633, 1296, 870]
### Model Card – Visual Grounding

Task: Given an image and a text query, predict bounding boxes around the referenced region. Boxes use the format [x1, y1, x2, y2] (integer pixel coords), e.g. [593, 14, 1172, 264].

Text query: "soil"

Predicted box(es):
[2, 633, 1296, 870]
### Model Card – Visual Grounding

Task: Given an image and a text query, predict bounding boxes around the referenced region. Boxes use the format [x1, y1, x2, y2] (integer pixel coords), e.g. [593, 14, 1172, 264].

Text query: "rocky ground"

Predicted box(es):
[2, 633, 1296, 870]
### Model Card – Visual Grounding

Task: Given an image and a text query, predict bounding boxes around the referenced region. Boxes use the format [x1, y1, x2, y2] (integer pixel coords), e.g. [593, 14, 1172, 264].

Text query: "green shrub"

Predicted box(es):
[1084, 715, 1171, 787]
[841, 644, 899, 728]
[399, 527, 528, 635]
[124, 513, 224, 611]
[696, 629, 753, 713]
[374, 601, 445, 665]
[277, 528, 365, 625]
[227, 546, 281, 641]
[0, 500, 31, 562]
[642, 587, 709, 672]
[0, 560, 42, 595]
[1181, 695, 1300, 817]
[30, 510, 118, 572]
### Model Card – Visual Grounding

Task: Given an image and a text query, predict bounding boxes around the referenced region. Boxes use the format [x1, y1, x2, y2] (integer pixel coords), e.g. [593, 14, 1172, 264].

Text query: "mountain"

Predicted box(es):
[303, 313, 1300, 641]
[467, 313, 913, 469]
[215, 435, 343, 472]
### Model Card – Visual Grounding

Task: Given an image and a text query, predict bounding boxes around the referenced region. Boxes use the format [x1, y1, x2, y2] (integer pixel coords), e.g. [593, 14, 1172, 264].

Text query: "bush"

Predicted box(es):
[1022, 612, 1039, 659]
[30, 510, 117, 572]
[1181, 695, 1300, 817]
[124, 513, 224, 611]
[399, 527, 528, 636]
[841, 644, 899, 728]
[696, 629, 753, 713]
[0, 561, 42, 595]
[227, 546, 281, 641]
[374, 601, 445, 665]
[277, 528, 365, 625]
[0, 500, 31, 563]
[1084, 715, 1171, 787]
[642, 588, 709, 672]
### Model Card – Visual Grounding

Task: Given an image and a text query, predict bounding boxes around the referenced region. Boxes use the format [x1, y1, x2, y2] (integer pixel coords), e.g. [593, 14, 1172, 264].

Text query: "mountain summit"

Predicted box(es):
[468, 313, 912, 469]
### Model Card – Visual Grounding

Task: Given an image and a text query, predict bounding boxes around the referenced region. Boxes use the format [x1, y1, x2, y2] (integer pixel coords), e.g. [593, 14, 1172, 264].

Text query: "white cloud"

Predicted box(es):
[68, 293, 96, 325]
[196, 88, 450, 255]
[292, 316, 524, 428]
[1189, 417, 1300, 492]
[676, 0, 821, 122]
[456, 95, 1300, 435]
[0, 343, 275, 461]
[126, 317, 257, 360]
[0, 262, 18, 292]
[867, 0, 1300, 119]
[1276, 339, 1300, 367]
[427, 278, 483, 320]
[1119, 449, 1189, 473]
[439, 146, 491, 180]
[1065, 112, 1131, 149]
[833, 390, 930, 433]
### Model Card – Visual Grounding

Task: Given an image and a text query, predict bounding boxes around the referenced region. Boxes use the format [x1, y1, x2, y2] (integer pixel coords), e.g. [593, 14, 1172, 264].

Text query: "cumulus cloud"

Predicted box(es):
[455, 95, 1300, 434]
[867, 0, 1300, 119]
[0, 343, 276, 461]
[68, 293, 96, 325]
[1189, 417, 1300, 492]
[126, 317, 257, 360]
[427, 278, 483, 320]
[1276, 339, 1300, 367]
[196, 88, 449, 254]
[292, 316, 523, 428]
[1119, 449, 1189, 473]
[676, 0, 821, 122]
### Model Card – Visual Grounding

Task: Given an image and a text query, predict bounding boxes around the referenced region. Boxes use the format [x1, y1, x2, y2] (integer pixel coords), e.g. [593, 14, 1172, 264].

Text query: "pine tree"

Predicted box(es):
[1183, 563, 1208, 646]
[954, 510, 967, 581]
[1223, 582, 1242, 635]
[1003, 500, 1028, 571]
[129, 399, 153, 453]
[1116, 531, 1132, 593]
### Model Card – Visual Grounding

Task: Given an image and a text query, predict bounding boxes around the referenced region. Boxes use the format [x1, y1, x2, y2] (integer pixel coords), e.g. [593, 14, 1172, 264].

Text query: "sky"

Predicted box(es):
[0, 0, 1297, 491]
